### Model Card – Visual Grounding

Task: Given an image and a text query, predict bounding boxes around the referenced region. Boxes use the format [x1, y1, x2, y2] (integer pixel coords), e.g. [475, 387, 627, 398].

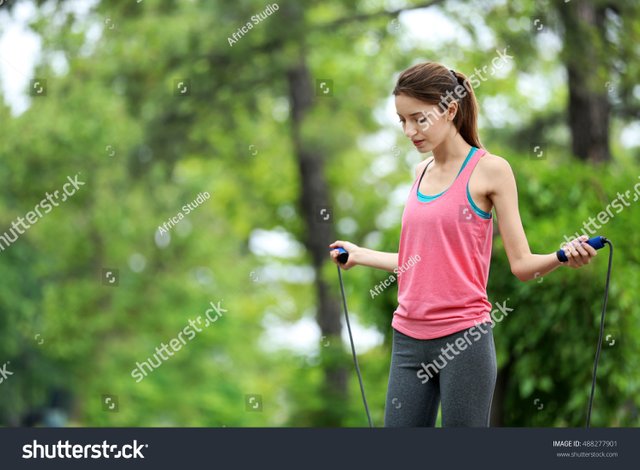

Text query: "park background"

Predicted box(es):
[0, 0, 639, 427]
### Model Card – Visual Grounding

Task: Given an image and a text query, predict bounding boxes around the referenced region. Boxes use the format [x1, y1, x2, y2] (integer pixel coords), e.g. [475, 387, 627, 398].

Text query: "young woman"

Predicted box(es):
[329, 62, 598, 427]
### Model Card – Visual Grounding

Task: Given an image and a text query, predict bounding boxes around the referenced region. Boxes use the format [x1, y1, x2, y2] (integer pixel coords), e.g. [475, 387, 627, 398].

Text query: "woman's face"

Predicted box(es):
[395, 93, 456, 153]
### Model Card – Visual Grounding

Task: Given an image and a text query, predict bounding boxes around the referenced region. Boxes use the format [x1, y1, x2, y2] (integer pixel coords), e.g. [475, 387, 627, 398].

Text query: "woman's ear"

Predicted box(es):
[448, 101, 458, 121]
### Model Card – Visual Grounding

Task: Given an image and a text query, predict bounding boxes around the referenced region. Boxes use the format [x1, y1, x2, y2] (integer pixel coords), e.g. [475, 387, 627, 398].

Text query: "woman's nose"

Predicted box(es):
[404, 122, 418, 138]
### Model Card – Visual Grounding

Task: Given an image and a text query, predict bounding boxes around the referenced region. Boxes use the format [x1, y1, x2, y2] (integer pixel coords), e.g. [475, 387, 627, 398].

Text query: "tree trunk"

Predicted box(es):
[559, 0, 612, 162]
[287, 59, 349, 426]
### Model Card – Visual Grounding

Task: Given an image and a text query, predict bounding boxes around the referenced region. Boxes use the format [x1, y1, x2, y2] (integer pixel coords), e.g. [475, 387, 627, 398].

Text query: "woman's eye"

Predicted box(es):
[417, 117, 427, 125]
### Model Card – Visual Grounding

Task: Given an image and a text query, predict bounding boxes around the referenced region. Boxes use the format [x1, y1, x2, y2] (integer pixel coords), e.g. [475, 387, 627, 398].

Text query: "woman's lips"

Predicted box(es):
[413, 139, 425, 146]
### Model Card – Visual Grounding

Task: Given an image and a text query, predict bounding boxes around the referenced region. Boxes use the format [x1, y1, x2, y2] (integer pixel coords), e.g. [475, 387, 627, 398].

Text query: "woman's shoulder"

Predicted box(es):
[477, 150, 512, 176]
[475, 150, 515, 189]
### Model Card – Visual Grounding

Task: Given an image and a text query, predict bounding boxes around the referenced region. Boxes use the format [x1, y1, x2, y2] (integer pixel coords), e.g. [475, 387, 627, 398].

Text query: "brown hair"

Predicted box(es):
[393, 62, 482, 149]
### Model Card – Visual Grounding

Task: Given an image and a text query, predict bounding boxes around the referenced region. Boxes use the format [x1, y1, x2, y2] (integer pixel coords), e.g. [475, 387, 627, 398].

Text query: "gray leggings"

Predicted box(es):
[384, 324, 497, 427]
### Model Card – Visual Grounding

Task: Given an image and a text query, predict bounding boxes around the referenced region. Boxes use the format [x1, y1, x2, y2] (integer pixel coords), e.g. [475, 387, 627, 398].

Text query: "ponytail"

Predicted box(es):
[449, 69, 482, 149]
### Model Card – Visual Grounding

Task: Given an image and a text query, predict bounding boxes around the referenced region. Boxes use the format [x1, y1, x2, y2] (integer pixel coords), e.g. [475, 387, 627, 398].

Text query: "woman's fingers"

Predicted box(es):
[328, 240, 356, 270]
[564, 236, 598, 268]
[329, 240, 346, 250]
[329, 241, 345, 266]
[574, 241, 589, 258]
[583, 243, 598, 257]
[563, 241, 578, 262]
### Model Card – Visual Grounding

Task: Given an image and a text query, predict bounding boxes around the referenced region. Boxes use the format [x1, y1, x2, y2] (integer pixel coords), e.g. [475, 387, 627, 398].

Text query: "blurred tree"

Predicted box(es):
[461, 0, 640, 162]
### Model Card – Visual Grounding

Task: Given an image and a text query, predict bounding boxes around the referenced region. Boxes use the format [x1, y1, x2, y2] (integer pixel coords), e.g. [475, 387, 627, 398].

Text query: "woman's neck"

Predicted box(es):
[431, 133, 472, 167]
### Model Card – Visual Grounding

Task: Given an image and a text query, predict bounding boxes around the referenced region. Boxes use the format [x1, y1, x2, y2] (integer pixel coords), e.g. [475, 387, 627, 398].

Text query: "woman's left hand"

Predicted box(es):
[561, 235, 598, 268]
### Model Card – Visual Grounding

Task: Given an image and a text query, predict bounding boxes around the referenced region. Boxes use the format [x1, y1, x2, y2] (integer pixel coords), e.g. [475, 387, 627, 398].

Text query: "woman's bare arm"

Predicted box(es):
[329, 241, 398, 272]
[486, 155, 598, 281]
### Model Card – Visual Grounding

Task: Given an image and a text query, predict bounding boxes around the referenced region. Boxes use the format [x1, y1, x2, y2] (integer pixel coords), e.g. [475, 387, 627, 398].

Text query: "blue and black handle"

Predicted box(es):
[556, 236, 607, 262]
[331, 247, 349, 264]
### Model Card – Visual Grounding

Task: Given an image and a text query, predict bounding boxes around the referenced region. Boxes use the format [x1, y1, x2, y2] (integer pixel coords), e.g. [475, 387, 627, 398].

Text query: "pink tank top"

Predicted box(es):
[392, 147, 493, 339]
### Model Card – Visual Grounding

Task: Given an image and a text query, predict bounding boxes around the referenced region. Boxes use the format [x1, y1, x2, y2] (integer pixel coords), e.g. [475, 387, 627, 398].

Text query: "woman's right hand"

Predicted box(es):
[329, 240, 360, 270]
